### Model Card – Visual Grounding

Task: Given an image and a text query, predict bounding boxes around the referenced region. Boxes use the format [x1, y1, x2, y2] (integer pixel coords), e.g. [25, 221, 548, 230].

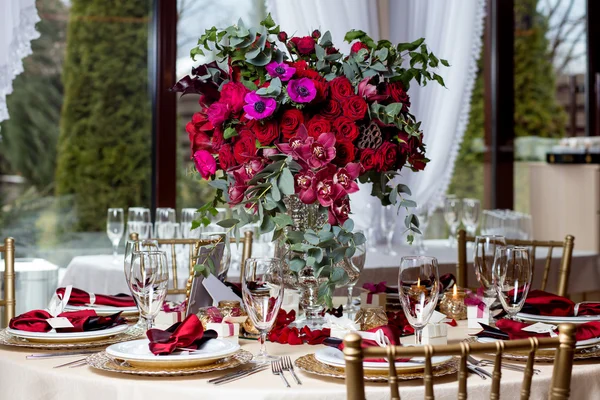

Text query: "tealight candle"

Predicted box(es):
[440, 284, 467, 320]
[409, 278, 427, 298]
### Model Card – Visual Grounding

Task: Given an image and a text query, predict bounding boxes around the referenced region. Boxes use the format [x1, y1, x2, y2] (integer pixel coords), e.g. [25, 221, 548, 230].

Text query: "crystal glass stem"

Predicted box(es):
[112, 241, 119, 260]
[414, 327, 424, 345]
[257, 331, 268, 360]
[386, 231, 396, 255]
[346, 285, 355, 311]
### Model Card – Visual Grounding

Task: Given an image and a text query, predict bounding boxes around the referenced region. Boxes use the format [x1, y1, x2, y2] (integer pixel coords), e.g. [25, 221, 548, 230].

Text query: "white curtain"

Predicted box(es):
[0, 0, 40, 123]
[267, 0, 485, 240]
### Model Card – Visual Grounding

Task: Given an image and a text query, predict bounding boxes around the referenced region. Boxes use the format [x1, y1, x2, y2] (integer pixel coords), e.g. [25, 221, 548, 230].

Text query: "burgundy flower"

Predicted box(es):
[342, 96, 368, 121]
[311, 30, 321, 39]
[241, 159, 265, 181]
[289, 36, 315, 55]
[206, 102, 230, 127]
[377, 141, 400, 171]
[302, 132, 336, 169]
[306, 115, 331, 139]
[193, 150, 216, 180]
[295, 169, 317, 204]
[358, 77, 390, 102]
[280, 108, 305, 140]
[277, 125, 312, 161]
[277, 31, 288, 42]
[252, 119, 279, 145]
[228, 169, 248, 205]
[329, 76, 354, 102]
[315, 165, 344, 207]
[350, 41, 369, 54]
[328, 195, 351, 226]
[321, 100, 342, 120]
[233, 130, 257, 164]
[388, 81, 411, 111]
[332, 117, 360, 142]
[360, 148, 381, 172]
[219, 82, 249, 114]
[218, 144, 236, 170]
[334, 163, 361, 194]
[333, 141, 356, 166]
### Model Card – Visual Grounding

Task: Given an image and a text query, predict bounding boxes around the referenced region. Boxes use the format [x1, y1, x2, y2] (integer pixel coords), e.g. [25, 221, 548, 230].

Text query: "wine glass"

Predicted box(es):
[128, 250, 169, 331]
[107, 208, 124, 262]
[494, 246, 532, 319]
[363, 203, 379, 253]
[198, 233, 231, 281]
[242, 257, 285, 363]
[181, 208, 199, 238]
[127, 207, 151, 237]
[413, 205, 430, 255]
[462, 198, 481, 237]
[474, 235, 506, 323]
[380, 205, 397, 256]
[398, 256, 440, 345]
[124, 239, 159, 329]
[443, 196, 462, 247]
[155, 207, 176, 238]
[343, 234, 366, 316]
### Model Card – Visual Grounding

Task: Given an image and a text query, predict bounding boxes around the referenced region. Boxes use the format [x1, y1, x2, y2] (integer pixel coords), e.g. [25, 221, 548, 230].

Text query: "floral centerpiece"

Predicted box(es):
[173, 15, 447, 307]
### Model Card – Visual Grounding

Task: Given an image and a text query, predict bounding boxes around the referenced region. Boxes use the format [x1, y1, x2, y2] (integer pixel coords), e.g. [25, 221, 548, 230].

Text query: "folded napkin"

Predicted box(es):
[522, 290, 600, 317]
[9, 309, 125, 333]
[494, 319, 600, 342]
[56, 287, 136, 308]
[336, 325, 410, 362]
[146, 314, 218, 355]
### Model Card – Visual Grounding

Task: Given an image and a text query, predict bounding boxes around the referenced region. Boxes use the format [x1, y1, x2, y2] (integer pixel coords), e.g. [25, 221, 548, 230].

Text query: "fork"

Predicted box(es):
[281, 356, 302, 385]
[271, 360, 290, 388]
[467, 355, 540, 375]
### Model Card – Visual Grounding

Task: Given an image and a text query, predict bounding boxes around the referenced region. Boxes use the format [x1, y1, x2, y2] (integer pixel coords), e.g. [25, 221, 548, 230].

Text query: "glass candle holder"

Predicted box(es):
[439, 285, 467, 320]
[354, 306, 388, 331]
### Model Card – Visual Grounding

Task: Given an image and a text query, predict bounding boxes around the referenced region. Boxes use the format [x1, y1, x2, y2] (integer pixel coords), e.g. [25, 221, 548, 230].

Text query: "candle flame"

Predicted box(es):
[453, 284, 457, 296]
[417, 277, 421, 287]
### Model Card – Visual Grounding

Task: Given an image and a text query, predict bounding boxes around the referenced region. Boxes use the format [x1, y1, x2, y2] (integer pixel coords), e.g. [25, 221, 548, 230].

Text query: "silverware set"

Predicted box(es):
[26, 350, 99, 369]
[466, 355, 540, 380]
[208, 364, 269, 385]
[271, 357, 302, 387]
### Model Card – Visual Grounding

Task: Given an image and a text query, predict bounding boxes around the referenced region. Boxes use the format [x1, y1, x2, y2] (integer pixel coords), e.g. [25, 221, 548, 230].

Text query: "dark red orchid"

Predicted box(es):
[328, 195, 351, 225]
[334, 162, 361, 194]
[315, 165, 344, 207]
[302, 132, 337, 169]
[276, 125, 313, 161]
[295, 169, 317, 204]
[358, 77, 390, 102]
[228, 169, 248, 205]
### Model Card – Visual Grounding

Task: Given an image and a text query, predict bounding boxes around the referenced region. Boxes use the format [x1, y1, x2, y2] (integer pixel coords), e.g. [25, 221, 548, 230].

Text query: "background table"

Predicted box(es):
[1, 320, 599, 399]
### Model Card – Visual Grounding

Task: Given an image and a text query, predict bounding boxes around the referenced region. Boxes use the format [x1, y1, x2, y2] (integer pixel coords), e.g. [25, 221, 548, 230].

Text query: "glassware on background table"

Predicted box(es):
[398, 256, 440, 345]
[155, 207, 176, 238]
[462, 198, 481, 237]
[380, 205, 397, 256]
[363, 203, 378, 253]
[127, 207, 151, 238]
[474, 235, 507, 324]
[181, 208, 200, 238]
[493, 246, 532, 319]
[107, 208, 124, 262]
[242, 257, 285, 363]
[198, 233, 232, 281]
[413, 205, 430, 255]
[343, 233, 366, 316]
[128, 250, 169, 331]
[443, 196, 462, 247]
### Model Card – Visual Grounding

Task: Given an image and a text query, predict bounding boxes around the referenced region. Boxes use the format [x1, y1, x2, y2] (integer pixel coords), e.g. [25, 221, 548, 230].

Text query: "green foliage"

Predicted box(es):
[55, 0, 152, 231]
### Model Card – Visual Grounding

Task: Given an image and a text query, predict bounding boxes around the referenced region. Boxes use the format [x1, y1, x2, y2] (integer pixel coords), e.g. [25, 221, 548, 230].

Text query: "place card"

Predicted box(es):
[47, 317, 74, 329]
[522, 322, 558, 337]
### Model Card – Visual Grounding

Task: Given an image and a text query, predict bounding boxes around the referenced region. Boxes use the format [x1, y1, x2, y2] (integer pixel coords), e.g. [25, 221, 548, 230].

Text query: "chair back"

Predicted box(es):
[457, 229, 575, 296]
[0, 238, 15, 328]
[343, 324, 577, 400]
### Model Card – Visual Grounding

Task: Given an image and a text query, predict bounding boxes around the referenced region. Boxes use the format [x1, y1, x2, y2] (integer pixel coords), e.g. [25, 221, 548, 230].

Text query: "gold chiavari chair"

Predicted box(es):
[0, 238, 15, 327]
[128, 231, 253, 301]
[344, 323, 577, 400]
[457, 229, 575, 297]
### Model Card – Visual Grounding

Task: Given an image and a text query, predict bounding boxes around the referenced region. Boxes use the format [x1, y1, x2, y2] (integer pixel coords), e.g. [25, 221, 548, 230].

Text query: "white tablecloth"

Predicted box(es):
[0, 320, 599, 399]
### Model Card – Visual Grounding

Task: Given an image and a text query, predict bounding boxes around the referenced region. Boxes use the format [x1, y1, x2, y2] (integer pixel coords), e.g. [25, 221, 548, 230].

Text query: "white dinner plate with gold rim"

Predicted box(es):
[64, 304, 139, 317]
[315, 347, 452, 371]
[6, 324, 129, 343]
[106, 338, 240, 368]
[477, 336, 600, 350]
[515, 312, 600, 324]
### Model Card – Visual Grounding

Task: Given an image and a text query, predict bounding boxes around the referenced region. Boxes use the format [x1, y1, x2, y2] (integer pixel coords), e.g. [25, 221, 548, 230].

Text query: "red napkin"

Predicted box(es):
[495, 319, 600, 342]
[56, 287, 136, 308]
[339, 325, 410, 362]
[523, 290, 600, 317]
[8, 309, 124, 333]
[146, 315, 217, 355]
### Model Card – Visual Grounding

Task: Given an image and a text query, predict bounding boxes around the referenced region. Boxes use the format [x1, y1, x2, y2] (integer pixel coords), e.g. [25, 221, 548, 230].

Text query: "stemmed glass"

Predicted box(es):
[124, 239, 159, 329]
[181, 208, 199, 238]
[462, 198, 481, 237]
[242, 257, 285, 363]
[380, 205, 397, 255]
[199, 233, 231, 281]
[343, 236, 366, 316]
[128, 250, 169, 331]
[155, 207, 176, 238]
[127, 207, 151, 238]
[398, 256, 440, 345]
[444, 196, 462, 247]
[493, 246, 532, 319]
[413, 205, 430, 255]
[107, 208, 124, 262]
[474, 235, 507, 324]
[364, 203, 378, 253]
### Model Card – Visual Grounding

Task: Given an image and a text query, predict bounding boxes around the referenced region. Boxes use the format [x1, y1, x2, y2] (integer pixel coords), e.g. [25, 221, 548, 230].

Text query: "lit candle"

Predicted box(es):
[453, 284, 458, 299]
[410, 277, 427, 296]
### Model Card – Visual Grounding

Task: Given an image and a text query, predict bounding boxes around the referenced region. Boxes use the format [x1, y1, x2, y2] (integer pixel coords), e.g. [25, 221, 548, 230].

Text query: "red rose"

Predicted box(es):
[333, 141, 356, 166]
[211, 127, 225, 152]
[332, 117, 360, 142]
[289, 36, 315, 55]
[321, 100, 342, 120]
[312, 30, 321, 39]
[342, 95, 368, 121]
[359, 148, 382, 171]
[326, 47, 339, 55]
[312, 79, 329, 103]
[253, 120, 279, 146]
[206, 102, 230, 126]
[219, 82, 248, 114]
[306, 116, 332, 139]
[280, 108, 304, 140]
[329, 76, 354, 102]
[377, 141, 399, 171]
[350, 41, 369, 54]
[388, 81, 411, 111]
[233, 130, 257, 164]
[277, 31, 288, 42]
[218, 144, 236, 170]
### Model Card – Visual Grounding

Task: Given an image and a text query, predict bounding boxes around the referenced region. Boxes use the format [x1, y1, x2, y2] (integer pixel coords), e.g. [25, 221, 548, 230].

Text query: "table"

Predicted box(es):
[0, 320, 599, 399]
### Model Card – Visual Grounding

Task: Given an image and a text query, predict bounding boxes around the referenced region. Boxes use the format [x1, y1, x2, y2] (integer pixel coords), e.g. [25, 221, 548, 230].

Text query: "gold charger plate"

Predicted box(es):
[466, 337, 600, 363]
[294, 354, 459, 382]
[0, 325, 144, 350]
[87, 349, 253, 376]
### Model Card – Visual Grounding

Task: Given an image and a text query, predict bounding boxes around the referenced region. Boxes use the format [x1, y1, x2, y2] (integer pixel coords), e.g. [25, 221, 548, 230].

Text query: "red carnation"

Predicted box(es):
[253, 119, 279, 146]
[289, 36, 315, 55]
[377, 141, 399, 171]
[329, 76, 354, 102]
[280, 108, 305, 140]
[333, 117, 360, 142]
[333, 141, 356, 166]
[360, 148, 382, 172]
[388, 81, 411, 111]
[219, 82, 248, 114]
[321, 100, 342, 120]
[218, 144, 236, 170]
[342, 95, 368, 121]
[233, 130, 257, 164]
[306, 116, 332, 139]
[350, 41, 369, 54]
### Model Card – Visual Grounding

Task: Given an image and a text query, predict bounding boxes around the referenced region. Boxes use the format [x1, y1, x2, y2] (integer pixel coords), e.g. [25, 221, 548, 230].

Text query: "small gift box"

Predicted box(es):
[465, 292, 490, 329]
[281, 289, 301, 315]
[206, 322, 240, 344]
[422, 311, 449, 345]
[155, 302, 186, 328]
[360, 282, 388, 309]
[323, 314, 360, 340]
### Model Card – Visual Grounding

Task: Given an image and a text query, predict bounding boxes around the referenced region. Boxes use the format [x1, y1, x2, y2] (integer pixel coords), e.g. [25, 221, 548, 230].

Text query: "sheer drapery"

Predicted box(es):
[267, 0, 485, 240]
[0, 0, 40, 122]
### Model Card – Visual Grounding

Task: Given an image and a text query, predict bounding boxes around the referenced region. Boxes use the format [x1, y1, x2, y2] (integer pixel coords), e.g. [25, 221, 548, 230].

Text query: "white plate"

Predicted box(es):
[516, 312, 600, 324]
[7, 324, 129, 342]
[106, 338, 240, 368]
[477, 336, 600, 349]
[315, 347, 452, 371]
[64, 305, 139, 316]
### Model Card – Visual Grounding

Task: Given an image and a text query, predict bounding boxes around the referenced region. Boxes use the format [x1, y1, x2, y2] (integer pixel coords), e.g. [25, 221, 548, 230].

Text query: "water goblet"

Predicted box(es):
[462, 198, 481, 237]
[443, 196, 462, 247]
[398, 256, 440, 345]
[380, 205, 397, 256]
[343, 233, 366, 316]
[124, 239, 159, 329]
[474, 235, 507, 323]
[107, 208, 124, 262]
[493, 246, 532, 319]
[242, 257, 285, 363]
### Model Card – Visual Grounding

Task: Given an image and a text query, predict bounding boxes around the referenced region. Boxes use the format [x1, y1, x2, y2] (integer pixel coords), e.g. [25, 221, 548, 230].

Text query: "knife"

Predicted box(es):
[27, 350, 99, 359]
[208, 365, 268, 384]
[213, 365, 269, 385]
